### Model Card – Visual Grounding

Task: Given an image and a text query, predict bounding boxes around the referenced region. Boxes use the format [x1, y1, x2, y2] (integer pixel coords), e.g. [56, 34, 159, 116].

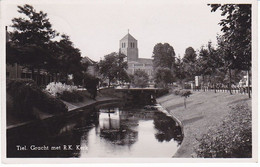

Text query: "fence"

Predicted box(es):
[189, 86, 252, 95]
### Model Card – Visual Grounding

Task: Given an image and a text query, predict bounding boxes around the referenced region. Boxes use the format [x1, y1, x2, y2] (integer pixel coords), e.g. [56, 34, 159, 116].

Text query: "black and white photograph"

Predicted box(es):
[0, 0, 257, 163]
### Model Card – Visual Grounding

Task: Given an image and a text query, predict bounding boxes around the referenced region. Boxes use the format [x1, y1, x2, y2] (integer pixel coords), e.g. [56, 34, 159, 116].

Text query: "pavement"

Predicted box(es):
[156, 90, 251, 158]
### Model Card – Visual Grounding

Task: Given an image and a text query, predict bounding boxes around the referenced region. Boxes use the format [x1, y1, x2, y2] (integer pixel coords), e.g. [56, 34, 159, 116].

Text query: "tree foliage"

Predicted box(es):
[98, 52, 128, 86]
[209, 4, 251, 97]
[154, 67, 174, 88]
[11, 4, 57, 45]
[56, 34, 82, 78]
[132, 70, 149, 88]
[182, 47, 198, 81]
[173, 56, 185, 84]
[152, 43, 175, 70]
[7, 4, 83, 85]
[209, 4, 251, 71]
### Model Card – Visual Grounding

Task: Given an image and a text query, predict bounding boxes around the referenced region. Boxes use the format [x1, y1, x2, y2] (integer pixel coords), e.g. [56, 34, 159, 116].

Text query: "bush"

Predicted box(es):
[132, 69, 149, 88]
[45, 82, 77, 97]
[195, 102, 252, 158]
[59, 90, 84, 102]
[7, 79, 68, 120]
[173, 89, 192, 97]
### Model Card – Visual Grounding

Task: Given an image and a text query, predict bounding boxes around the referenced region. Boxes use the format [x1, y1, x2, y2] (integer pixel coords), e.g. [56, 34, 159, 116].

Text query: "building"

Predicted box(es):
[119, 32, 153, 78]
[81, 56, 98, 76]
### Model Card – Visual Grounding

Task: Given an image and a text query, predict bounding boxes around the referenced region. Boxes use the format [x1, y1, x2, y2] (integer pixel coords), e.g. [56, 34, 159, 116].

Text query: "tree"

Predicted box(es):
[209, 4, 251, 98]
[132, 70, 149, 88]
[154, 67, 174, 88]
[182, 47, 198, 82]
[152, 43, 175, 70]
[173, 55, 186, 87]
[56, 34, 83, 83]
[216, 35, 237, 94]
[197, 42, 224, 92]
[183, 47, 197, 64]
[98, 52, 128, 87]
[9, 4, 58, 80]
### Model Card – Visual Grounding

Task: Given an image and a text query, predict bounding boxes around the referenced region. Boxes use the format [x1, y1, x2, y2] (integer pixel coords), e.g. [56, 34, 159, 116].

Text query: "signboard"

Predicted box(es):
[195, 76, 199, 87]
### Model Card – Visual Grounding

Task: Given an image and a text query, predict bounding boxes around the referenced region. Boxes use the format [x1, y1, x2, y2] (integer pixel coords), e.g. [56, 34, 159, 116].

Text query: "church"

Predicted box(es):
[119, 32, 153, 79]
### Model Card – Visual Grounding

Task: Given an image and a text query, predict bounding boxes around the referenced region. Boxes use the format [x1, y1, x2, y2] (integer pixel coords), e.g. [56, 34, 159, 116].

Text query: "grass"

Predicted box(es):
[157, 91, 251, 158]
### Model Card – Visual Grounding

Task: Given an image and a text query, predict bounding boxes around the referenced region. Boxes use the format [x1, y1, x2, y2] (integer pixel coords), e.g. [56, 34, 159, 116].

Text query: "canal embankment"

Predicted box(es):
[7, 93, 121, 130]
[156, 91, 251, 158]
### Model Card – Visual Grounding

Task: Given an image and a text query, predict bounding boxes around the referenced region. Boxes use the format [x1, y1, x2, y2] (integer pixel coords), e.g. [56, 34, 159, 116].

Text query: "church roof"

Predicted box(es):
[137, 58, 153, 64]
[120, 33, 137, 41]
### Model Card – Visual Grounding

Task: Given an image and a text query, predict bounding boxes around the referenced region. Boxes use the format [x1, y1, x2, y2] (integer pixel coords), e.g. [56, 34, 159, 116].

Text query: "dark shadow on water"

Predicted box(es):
[153, 112, 183, 146]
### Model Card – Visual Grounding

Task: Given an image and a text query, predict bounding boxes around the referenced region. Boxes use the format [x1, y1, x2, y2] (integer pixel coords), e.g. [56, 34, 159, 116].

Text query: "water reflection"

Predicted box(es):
[153, 112, 183, 145]
[98, 108, 138, 146]
[7, 104, 183, 158]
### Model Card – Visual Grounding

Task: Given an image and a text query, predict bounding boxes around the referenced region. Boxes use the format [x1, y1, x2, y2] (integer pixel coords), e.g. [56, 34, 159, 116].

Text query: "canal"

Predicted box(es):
[7, 103, 183, 157]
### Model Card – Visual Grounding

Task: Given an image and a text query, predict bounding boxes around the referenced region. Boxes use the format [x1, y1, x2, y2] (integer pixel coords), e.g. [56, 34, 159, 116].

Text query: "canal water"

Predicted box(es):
[7, 103, 183, 157]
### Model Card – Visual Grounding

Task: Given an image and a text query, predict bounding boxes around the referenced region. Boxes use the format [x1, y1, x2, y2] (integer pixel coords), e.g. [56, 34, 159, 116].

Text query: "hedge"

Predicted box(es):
[195, 102, 252, 158]
[59, 90, 84, 102]
[7, 79, 68, 120]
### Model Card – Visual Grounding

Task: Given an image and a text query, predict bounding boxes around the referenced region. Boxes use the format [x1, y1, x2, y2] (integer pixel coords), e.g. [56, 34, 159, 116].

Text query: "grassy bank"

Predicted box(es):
[157, 91, 251, 158]
[6, 80, 121, 128]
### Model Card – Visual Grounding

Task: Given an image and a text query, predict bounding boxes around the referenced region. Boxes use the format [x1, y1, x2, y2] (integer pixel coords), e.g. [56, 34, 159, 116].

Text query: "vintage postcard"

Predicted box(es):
[0, 0, 258, 164]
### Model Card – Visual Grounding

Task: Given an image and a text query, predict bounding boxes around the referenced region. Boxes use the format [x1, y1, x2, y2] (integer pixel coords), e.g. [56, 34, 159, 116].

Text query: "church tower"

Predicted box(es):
[119, 31, 138, 61]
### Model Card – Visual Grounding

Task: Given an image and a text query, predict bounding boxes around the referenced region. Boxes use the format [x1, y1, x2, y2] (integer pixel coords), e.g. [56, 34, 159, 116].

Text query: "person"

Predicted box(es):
[84, 75, 99, 100]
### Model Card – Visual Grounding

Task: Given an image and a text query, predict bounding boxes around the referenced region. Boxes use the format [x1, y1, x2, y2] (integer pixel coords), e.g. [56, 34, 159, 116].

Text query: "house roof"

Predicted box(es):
[120, 33, 137, 41]
[81, 56, 96, 65]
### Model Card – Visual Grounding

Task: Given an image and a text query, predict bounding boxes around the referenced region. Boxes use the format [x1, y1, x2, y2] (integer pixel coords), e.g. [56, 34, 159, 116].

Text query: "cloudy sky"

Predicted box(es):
[2, 0, 224, 61]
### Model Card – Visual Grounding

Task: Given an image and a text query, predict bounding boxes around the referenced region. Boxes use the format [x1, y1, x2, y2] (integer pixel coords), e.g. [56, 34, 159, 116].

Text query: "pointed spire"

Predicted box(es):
[128, 29, 129, 34]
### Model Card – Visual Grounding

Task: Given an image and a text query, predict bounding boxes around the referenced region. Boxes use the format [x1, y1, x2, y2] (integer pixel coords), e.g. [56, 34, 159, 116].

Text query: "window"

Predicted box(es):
[133, 43, 135, 48]
[122, 43, 123, 48]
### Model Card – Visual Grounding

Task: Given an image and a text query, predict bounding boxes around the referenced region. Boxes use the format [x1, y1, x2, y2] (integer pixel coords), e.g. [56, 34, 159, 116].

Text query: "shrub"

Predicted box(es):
[173, 89, 192, 97]
[59, 90, 84, 102]
[132, 69, 149, 88]
[172, 89, 192, 108]
[195, 102, 252, 158]
[7, 79, 68, 120]
[45, 82, 77, 97]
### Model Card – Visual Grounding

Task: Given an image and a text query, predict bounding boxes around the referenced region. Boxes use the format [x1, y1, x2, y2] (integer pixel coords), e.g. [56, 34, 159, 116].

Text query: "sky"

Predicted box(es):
[2, 0, 224, 61]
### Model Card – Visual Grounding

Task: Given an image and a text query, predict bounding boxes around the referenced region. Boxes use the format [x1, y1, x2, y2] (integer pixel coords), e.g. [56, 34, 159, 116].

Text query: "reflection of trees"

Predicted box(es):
[7, 110, 99, 157]
[99, 108, 138, 146]
[100, 127, 138, 146]
[153, 112, 183, 146]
